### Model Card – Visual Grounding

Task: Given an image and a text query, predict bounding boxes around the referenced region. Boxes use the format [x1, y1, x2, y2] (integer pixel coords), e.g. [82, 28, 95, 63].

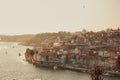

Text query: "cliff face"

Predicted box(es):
[25, 48, 35, 63]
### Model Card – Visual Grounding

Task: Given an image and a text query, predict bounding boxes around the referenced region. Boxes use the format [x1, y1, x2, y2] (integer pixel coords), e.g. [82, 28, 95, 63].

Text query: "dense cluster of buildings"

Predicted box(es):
[25, 28, 120, 72]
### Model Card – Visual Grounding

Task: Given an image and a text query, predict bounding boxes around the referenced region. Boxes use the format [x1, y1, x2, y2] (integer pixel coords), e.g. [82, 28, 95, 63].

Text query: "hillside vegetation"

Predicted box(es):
[29, 32, 72, 43]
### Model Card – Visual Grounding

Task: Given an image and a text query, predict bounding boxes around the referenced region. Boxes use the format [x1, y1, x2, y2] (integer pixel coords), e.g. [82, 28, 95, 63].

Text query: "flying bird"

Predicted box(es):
[83, 5, 85, 8]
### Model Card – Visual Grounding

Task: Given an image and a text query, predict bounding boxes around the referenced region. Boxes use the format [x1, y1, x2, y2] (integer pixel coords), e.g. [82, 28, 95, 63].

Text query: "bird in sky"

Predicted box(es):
[83, 5, 85, 8]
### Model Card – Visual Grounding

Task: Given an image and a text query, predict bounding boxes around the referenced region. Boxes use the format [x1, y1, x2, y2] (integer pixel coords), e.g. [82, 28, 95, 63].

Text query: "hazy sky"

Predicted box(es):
[0, 0, 120, 35]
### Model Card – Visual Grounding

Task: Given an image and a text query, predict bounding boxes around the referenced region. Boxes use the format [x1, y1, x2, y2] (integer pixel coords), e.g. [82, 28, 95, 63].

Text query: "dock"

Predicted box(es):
[60, 64, 88, 72]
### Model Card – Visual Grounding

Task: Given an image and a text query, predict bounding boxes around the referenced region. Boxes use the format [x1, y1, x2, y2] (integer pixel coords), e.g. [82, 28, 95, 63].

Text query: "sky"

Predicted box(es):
[0, 0, 120, 35]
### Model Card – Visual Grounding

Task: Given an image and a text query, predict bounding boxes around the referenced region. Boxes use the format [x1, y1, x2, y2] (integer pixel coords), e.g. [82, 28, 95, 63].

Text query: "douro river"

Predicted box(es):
[0, 42, 119, 80]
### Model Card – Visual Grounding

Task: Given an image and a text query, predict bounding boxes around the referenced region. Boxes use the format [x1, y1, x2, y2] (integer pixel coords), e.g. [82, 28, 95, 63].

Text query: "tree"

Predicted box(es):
[116, 55, 120, 72]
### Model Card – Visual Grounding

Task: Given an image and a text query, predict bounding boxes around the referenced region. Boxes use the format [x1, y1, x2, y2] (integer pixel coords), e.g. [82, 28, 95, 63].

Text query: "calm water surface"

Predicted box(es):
[0, 42, 119, 80]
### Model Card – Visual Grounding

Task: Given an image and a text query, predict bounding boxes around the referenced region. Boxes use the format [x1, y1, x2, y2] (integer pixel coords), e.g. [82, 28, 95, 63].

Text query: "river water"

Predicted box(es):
[0, 42, 119, 80]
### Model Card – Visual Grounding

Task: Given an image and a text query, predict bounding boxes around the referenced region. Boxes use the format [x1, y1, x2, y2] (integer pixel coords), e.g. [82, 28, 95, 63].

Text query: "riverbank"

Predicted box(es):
[0, 42, 118, 80]
[0, 42, 91, 80]
[24, 47, 120, 77]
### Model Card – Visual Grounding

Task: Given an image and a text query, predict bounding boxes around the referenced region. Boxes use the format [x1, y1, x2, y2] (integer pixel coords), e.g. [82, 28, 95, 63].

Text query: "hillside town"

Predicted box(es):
[25, 28, 120, 76]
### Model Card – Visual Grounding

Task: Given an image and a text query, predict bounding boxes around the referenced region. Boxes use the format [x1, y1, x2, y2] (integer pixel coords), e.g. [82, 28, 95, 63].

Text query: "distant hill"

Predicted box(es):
[1, 28, 120, 46]
[0, 32, 72, 44]
[29, 32, 72, 44]
[0, 34, 35, 42]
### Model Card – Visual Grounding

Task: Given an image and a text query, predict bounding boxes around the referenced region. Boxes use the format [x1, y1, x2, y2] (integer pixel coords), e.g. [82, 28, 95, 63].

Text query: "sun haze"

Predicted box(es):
[0, 0, 120, 35]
